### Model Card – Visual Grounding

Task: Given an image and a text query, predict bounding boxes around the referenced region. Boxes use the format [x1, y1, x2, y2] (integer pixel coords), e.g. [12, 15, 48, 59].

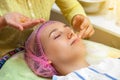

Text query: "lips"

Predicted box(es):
[71, 38, 79, 45]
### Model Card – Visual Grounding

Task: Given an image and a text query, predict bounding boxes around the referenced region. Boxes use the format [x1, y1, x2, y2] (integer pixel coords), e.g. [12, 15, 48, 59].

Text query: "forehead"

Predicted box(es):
[41, 22, 65, 34]
[39, 21, 64, 39]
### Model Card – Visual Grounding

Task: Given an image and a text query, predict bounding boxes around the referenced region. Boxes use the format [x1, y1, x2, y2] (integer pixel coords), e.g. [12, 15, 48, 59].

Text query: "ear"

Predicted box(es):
[48, 60, 52, 64]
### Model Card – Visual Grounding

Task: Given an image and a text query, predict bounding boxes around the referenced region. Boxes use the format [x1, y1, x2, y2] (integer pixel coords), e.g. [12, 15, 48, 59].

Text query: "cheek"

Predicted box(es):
[45, 40, 71, 61]
[48, 39, 68, 51]
[45, 39, 86, 63]
[72, 40, 86, 56]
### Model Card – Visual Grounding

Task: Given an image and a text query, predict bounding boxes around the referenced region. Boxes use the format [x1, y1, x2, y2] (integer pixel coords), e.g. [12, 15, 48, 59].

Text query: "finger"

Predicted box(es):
[22, 20, 41, 29]
[30, 18, 45, 24]
[8, 21, 23, 31]
[73, 15, 84, 27]
[33, 19, 44, 23]
[88, 29, 95, 38]
[80, 18, 90, 30]
[31, 19, 46, 24]
[82, 25, 93, 38]
[78, 29, 86, 38]
[39, 18, 46, 23]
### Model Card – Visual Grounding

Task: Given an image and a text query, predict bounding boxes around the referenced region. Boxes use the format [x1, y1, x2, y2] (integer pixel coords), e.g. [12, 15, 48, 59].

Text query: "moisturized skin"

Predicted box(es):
[40, 21, 89, 75]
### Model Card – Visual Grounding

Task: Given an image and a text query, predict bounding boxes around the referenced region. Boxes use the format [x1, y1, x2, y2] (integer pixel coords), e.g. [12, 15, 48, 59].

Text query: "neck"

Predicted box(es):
[54, 57, 89, 75]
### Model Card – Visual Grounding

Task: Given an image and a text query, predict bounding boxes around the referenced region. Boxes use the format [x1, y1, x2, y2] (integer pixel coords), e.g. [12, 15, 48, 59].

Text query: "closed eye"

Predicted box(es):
[54, 34, 61, 39]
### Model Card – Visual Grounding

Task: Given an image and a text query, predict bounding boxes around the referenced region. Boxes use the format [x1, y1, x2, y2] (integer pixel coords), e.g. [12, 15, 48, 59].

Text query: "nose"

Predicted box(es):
[67, 31, 73, 39]
[64, 27, 73, 39]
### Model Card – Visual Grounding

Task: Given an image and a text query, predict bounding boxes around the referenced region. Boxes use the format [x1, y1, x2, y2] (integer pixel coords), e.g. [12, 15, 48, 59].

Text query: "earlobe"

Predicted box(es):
[48, 60, 52, 64]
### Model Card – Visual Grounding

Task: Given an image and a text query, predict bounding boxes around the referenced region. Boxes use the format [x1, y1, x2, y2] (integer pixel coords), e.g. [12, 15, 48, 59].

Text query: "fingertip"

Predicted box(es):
[40, 18, 46, 23]
[19, 26, 24, 31]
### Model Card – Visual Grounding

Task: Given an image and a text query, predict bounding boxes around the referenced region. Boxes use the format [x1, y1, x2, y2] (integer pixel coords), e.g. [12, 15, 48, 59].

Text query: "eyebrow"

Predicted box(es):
[49, 24, 69, 37]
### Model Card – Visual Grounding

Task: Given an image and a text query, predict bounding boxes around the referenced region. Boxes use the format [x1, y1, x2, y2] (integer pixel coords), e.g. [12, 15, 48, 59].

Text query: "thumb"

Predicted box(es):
[9, 22, 23, 31]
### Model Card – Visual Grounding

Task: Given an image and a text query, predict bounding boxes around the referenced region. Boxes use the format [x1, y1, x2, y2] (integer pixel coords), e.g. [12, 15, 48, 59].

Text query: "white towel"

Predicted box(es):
[52, 58, 120, 80]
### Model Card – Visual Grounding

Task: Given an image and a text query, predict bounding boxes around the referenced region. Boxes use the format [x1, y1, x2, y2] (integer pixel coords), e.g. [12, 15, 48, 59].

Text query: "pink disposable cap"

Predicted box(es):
[25, 21, 58, 77]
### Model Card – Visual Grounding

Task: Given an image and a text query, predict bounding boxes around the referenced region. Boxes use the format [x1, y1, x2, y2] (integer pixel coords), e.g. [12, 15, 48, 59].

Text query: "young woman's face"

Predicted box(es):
[40, 21, 86, 64]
